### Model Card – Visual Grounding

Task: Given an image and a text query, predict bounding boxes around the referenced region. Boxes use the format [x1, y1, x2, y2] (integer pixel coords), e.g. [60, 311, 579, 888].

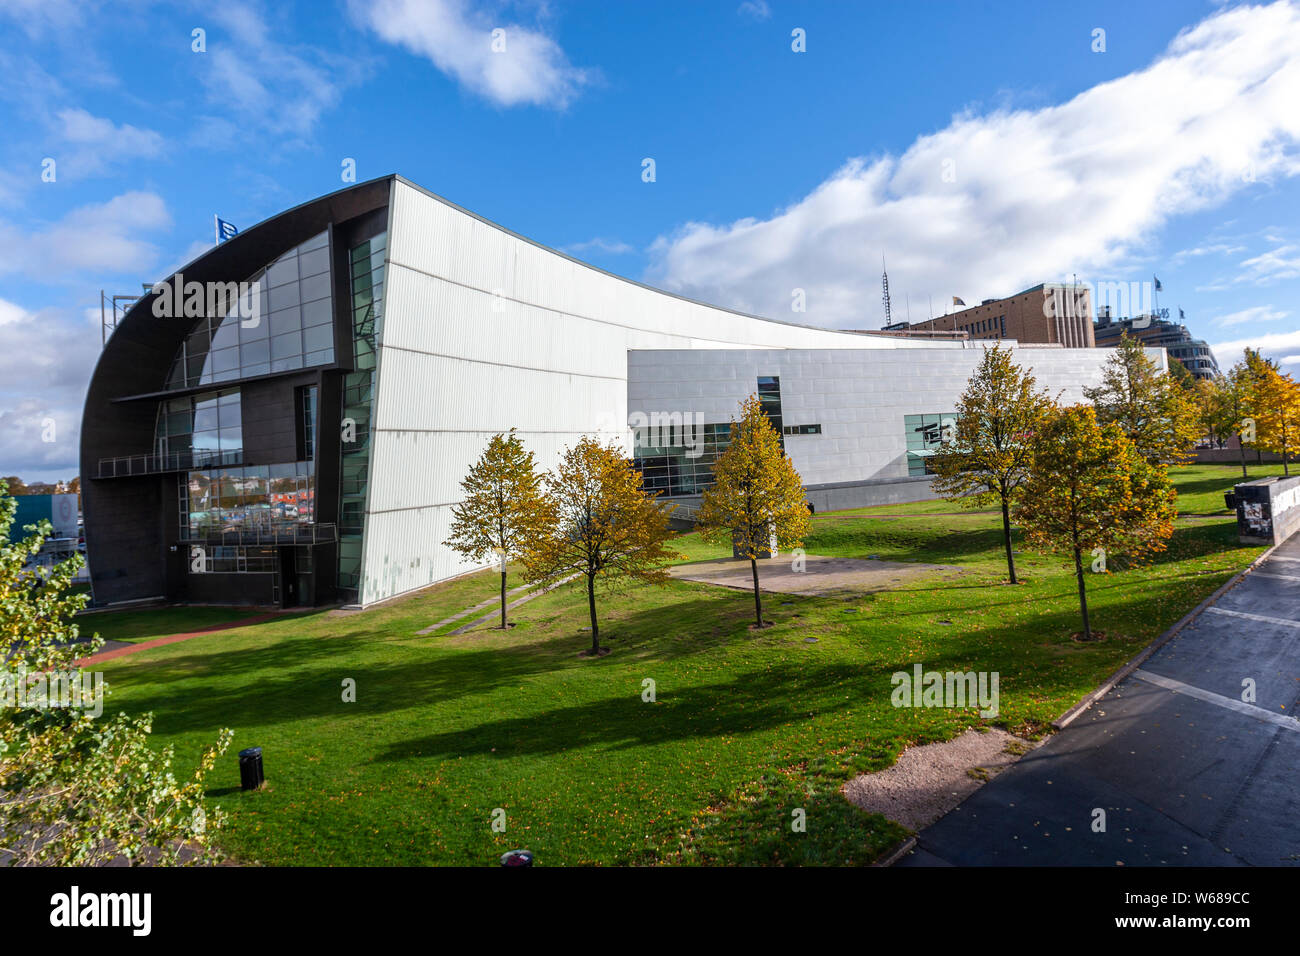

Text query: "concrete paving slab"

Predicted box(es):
[1140, 614, 1300, 713]
[668, 555, 960, 596]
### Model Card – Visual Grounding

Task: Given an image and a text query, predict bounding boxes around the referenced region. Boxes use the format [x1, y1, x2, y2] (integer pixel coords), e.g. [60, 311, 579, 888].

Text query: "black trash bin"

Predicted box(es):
[1224, 492, 1238, 512]
[238, 746, 264, 791]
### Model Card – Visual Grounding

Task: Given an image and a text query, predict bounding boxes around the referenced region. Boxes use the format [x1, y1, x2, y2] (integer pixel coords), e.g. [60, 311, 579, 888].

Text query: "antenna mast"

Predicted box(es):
[881, 254, 892, 328]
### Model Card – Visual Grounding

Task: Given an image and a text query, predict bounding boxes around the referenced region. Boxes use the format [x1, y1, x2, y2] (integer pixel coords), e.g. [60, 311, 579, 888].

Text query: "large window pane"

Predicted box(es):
[164, 231, 332, 388]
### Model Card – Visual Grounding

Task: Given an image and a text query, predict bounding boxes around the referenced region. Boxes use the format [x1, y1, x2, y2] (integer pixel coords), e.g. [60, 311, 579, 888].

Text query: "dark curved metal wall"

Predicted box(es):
[80, 177, 392, 606]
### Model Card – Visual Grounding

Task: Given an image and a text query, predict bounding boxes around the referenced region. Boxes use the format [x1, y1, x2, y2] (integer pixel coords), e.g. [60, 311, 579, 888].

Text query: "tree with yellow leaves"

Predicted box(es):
[1254, 363, 1300, 475]
[1084, 332, 1201, 465]
[443, 430, 549, 629]
[695, 395, 810, 628]
[929, 344, 1055, 584]
[1015, 406, 1177, 641]
[521, 436, 679, 656]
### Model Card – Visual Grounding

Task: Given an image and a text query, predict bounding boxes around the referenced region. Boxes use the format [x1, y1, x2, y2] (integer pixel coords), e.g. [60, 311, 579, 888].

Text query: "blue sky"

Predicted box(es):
[1, 0, 1299, 481]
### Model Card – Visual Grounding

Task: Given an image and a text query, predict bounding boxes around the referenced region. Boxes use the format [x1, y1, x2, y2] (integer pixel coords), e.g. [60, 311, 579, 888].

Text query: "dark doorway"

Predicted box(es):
[279, 548, 298, 608]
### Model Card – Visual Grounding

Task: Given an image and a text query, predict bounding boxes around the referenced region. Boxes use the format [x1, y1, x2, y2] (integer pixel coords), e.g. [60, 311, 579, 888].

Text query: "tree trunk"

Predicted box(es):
[1073, 546, 1092, 641]
[1000, 494, 1017, 584]
[586, 573, 600, 654]
[500, 570, 507, 629]
[1239, 432, 1248, 480]
[750, 557, 764, 628]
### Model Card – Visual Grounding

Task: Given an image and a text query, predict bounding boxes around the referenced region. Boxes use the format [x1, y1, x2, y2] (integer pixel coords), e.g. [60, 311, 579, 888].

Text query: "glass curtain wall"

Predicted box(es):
[164, 231, 334, 389]
[155, 388, 242, 467]
[337, 232, 386, 598]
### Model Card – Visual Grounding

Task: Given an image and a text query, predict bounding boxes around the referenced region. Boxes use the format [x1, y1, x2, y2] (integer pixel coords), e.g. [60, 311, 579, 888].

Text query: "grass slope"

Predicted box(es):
[87, 465, 1275, 866]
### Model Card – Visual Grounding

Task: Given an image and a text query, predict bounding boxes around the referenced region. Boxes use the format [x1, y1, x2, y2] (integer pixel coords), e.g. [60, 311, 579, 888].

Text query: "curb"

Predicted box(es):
[874, 836, 917, 868]
[1050, 538, 1281, 730]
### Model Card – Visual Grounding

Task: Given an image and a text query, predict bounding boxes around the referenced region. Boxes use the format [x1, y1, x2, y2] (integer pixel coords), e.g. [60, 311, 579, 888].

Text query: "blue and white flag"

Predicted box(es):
[215, 216, 239, 244]
[1153, 275, 1163, 292]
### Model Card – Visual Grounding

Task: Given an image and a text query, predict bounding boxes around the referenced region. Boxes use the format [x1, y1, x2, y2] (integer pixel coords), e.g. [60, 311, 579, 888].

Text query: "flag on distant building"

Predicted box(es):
[215, 216, 239, 244]
[1179, 307, 1185, 320]
[1153, 275, 1163, 292]
[952, 296, 966, 306]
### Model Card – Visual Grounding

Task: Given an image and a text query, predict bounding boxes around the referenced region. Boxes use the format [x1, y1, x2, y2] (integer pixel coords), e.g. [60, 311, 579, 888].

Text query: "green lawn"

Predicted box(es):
[76, 606, 263, 644]
[86, 465, 1267, 866]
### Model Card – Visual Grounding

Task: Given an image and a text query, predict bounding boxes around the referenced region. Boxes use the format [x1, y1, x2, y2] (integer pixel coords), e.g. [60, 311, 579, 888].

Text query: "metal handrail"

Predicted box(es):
[96, 449, 243, 478]
[178, 523, 337, 546]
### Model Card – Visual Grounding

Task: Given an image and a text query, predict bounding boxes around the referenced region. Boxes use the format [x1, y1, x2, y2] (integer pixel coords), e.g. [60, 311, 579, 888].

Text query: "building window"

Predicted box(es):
[298, 385, 317, 460]
[180, 461, 315, 540]
[783, 424, 822, 435]
[187, 545, 278, 574]
[164, 231, 333, 390]
[633, 422, 733, 497]
[757, 375, 783, 435]
[155, 387, 242, 467]
[904, 413, 955, 477]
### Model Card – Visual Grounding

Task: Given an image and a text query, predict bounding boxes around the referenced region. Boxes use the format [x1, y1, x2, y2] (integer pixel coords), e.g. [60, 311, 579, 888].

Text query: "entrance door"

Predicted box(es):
[279, 547, 297, 608]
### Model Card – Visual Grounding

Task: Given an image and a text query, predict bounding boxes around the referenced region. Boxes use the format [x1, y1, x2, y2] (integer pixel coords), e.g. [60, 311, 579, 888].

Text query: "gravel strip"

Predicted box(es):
[843, 728, 1033, 832]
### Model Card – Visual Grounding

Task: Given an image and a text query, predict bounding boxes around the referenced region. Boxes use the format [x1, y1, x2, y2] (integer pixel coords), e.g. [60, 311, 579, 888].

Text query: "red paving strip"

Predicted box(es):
[76, 613, 282, 666]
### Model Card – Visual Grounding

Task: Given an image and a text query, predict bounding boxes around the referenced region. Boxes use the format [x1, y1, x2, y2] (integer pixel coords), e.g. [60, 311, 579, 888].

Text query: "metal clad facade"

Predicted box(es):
[359, 180, 955, 605]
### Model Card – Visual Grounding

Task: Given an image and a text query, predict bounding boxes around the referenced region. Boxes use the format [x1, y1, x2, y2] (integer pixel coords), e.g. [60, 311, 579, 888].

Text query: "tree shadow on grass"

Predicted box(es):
[365, 654, 1000, 765]
[99, 591, 806, 736]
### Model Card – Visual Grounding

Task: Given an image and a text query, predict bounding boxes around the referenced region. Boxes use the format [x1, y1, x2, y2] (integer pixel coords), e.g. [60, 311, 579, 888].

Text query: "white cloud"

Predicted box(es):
[1211, 328, 1300, 371]
[0, 304, 101, 479]
[0, 191, 170, 282]
[646, 1, 1300, 328]
[351, 0, 591, 109]
[197, 2, 352, 140]
[738, 1, 772, 21]
[0, 0, 89, 38]
[53, 107, 165, 177]
[0, 297, 28, 326]
[1211, 305, 1290, 327]
[1235, 242, 1300, 284]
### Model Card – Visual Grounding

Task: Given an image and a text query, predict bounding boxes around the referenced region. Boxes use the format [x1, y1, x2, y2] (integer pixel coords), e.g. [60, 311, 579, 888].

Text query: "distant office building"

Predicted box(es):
[4, 493, 83, 576]
[877, 283, 1094, 348]
[1093, 309, 1220, 380]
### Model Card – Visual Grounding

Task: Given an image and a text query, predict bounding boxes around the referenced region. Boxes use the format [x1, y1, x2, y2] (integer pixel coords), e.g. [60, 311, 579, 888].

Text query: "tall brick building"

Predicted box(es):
[879, 283, 1094, 348]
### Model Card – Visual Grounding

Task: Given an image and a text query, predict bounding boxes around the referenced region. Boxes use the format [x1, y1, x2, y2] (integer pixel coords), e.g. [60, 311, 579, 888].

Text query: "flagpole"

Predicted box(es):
[214, 214, 220, 246]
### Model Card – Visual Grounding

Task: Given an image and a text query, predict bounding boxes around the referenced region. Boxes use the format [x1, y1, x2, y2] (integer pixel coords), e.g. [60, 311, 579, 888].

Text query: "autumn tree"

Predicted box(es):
[1212, 362, 1259, 479]
[1015, 406, 1177, 642]
[443, 430, 549, 628]
[695, 395, 810, 628]
[1193, 377, 1228, 450]
[0, 482, 232, 865]
[521, 437, 679, 655]
[1084, 332, 1201, 465]
[929, 344, 1055, 584]
[1255, 364, 1300, 475]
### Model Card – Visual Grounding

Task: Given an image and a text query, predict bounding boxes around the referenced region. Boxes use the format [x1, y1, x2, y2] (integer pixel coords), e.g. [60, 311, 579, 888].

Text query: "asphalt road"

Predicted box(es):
[898, 532, 1300, 867]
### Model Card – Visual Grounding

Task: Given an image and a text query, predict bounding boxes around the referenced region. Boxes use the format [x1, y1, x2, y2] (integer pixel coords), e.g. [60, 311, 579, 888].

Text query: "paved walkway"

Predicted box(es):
[898, 533, 1300, 866]
[75, 613, 280, 666]
[669, 555, 959, 597]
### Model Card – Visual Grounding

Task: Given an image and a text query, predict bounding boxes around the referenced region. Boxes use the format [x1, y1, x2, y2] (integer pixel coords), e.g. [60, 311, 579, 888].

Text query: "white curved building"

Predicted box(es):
[81, 176, 1144, 609]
